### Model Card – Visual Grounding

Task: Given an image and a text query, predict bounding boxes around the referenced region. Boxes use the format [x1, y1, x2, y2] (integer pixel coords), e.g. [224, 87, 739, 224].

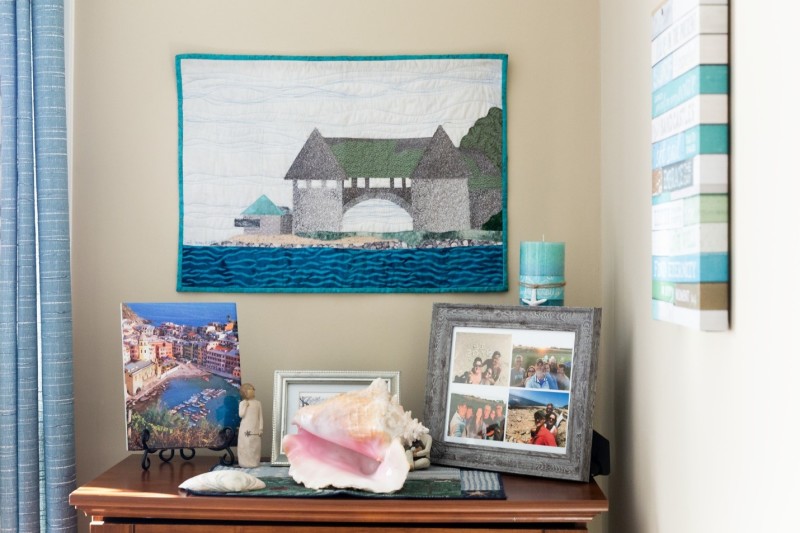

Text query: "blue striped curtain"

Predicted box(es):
[0, 1, 76, 532]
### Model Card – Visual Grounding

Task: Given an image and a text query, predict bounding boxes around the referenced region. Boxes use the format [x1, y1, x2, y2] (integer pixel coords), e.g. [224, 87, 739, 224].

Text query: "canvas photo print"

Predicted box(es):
[176, 53, 507, 293]
[121, 302, 242, 450]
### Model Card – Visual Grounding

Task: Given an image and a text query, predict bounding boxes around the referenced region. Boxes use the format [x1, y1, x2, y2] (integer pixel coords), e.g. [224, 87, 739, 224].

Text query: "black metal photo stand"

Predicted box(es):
[140, 426, 236, 470]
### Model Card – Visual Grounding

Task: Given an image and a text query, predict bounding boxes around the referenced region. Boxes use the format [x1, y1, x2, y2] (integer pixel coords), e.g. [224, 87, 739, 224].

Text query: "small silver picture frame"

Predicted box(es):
[271, 370, 400, 465]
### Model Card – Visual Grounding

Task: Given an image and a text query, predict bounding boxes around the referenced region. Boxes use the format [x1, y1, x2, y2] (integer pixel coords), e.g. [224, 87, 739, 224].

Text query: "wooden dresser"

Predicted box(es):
[71, 455, 607, 532]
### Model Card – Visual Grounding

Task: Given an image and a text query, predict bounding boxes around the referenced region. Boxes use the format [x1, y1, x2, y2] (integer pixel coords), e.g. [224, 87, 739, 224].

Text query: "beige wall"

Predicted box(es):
[72, 1, 603, 530]
[601, 1, 800, 531]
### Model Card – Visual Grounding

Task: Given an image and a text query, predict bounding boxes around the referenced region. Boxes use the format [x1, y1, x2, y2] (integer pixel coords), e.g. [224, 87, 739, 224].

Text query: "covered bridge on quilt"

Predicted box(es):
[234, 126, 500, 236]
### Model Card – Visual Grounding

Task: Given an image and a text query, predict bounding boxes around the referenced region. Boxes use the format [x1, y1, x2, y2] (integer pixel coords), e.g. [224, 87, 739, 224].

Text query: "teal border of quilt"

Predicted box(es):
[175, 53, 508, 294]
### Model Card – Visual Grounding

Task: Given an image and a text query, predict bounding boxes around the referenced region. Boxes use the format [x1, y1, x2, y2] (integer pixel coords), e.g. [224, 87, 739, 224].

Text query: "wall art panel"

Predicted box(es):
[651, 1, 729, 330]
[176, 54, 508, 293]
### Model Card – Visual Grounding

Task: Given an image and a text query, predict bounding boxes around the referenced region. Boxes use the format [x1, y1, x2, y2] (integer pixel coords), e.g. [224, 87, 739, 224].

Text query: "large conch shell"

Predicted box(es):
[282, 378, 428, 493]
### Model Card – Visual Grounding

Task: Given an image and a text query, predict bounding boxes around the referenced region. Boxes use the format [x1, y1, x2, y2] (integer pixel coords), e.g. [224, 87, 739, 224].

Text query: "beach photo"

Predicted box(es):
[450, 328, 513, 387]
[506, 389, 569, 454]
[121, 302, 242, 450]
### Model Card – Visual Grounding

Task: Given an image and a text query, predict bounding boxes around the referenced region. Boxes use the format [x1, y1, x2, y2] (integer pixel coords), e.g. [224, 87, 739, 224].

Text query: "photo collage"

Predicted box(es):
[444, 326, 575, 455]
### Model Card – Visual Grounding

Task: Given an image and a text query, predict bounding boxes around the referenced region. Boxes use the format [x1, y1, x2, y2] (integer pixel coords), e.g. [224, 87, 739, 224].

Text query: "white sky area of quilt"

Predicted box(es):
[179, 57, 504, 244]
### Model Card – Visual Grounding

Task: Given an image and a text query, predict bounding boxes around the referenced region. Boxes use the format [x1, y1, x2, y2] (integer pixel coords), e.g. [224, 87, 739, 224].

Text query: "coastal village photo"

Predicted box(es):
[120, 302, 242, 450]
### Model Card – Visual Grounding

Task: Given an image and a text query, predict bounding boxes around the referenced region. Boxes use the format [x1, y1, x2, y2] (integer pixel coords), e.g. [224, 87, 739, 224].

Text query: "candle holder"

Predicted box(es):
[519, 241, 565, 306]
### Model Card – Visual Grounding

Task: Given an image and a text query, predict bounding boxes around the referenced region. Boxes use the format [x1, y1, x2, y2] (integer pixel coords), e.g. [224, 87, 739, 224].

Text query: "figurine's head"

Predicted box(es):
[240, 383, 255, 400]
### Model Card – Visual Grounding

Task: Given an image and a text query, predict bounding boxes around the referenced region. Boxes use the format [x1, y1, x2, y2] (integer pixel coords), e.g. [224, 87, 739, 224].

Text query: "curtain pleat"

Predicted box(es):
[0, 4, 24, 531]
[0, 1, 76, 532]
[32, 1, 76, 530]
[17, 1, 45, 532]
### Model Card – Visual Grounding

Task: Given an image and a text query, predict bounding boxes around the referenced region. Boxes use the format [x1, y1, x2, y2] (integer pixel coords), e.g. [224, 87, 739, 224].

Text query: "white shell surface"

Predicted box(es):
[179, 470, 266, 492]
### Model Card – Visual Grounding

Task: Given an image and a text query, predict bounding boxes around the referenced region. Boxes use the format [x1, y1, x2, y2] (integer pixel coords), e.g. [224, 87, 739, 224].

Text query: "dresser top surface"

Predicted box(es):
[71, 455, 607, 525]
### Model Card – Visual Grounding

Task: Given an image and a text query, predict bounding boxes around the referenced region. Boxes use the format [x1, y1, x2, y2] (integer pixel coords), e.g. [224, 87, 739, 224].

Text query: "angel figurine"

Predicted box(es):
[237, 383, 263, 468]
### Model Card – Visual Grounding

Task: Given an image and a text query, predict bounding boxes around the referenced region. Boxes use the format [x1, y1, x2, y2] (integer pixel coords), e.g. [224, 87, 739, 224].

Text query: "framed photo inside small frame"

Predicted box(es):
[271, 370, 400, 465]
[423, 303, 601, 482]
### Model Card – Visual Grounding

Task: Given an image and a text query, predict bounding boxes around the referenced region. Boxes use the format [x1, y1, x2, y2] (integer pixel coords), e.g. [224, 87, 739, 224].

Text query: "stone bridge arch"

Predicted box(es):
[342, 190, 412, 216]
[341, 191, 414, 232]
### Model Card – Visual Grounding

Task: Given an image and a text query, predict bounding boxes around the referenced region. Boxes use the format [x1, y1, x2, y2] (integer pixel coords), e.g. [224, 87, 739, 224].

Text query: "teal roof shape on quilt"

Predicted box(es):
[241, 195, 285, 216]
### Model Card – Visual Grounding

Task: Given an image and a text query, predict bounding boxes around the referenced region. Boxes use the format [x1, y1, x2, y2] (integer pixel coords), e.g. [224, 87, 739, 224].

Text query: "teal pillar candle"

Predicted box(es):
[519, 241, 565, 306]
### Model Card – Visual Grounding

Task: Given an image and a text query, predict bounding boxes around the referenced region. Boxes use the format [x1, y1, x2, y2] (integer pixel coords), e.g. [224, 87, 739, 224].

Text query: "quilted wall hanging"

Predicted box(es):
[176, 54, 507, 293]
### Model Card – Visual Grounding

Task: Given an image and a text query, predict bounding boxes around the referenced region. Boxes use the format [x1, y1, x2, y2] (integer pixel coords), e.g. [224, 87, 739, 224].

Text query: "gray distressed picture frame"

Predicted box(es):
[423, 303, 601, 482]
[271, 370, 401, 466]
